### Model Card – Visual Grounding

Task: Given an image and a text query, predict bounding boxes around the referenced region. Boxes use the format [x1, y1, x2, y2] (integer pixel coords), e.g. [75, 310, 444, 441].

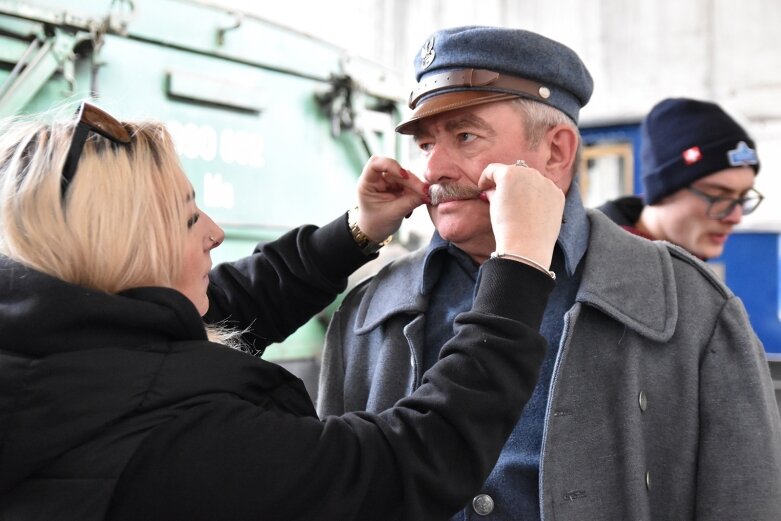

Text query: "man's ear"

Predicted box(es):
[545, 124, 579, 183]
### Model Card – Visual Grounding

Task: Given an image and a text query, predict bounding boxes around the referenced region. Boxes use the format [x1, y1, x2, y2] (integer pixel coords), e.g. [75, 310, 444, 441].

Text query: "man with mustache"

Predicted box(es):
[318, 26, 781, 520]
[599, 97, 763, 261]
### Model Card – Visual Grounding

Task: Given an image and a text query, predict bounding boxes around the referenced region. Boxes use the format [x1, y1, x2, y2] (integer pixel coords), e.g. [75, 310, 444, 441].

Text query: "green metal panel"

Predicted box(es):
[0, 0, 405, 364]
[124, 0, 345, 80]
[85, 35, 367, 230]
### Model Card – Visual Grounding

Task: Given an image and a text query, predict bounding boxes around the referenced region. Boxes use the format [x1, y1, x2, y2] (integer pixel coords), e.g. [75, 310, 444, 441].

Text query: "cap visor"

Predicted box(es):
[396, 91, 520, 134]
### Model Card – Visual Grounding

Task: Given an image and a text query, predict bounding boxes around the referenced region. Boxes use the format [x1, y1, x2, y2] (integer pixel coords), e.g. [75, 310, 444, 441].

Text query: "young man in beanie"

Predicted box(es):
[599, 97, 763, 260]
[318, 26, 781, 520]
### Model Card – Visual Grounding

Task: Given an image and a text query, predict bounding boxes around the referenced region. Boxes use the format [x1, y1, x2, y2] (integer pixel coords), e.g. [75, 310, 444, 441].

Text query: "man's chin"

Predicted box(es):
[431, 200, 483, 220]
[696, 244, 725, 261]
[431, 217, 492, 246]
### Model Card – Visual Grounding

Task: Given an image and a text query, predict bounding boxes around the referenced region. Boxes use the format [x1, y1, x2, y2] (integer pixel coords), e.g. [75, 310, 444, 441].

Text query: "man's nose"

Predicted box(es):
[423, 145, 458, 184]
[720, 202, 743, 225]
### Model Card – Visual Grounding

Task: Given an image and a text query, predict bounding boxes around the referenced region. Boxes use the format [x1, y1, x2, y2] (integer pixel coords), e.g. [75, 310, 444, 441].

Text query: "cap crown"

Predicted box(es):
[397, 25, 593, 132]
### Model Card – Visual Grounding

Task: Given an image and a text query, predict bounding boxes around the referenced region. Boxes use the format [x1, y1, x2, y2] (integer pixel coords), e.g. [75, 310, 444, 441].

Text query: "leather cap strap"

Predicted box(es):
[408, 68, 551, 108]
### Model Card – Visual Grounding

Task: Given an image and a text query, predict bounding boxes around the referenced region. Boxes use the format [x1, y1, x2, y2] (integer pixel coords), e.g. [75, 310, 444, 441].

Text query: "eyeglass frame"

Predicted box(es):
[685, 185, 764, 220]
[60, 101, 131, 200]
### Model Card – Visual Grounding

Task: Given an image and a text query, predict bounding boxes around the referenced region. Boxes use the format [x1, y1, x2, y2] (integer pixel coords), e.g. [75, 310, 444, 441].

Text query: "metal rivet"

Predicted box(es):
[538, 86, 551, 99]
[645, 471, 651, 490]
[472, 494, 495, 516]
[638, 391, 648, 412]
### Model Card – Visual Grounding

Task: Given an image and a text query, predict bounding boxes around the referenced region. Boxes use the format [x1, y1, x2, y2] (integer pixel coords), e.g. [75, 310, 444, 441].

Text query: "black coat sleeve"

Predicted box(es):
[203, 214, 372, 350]
[107, 259, 553, 521]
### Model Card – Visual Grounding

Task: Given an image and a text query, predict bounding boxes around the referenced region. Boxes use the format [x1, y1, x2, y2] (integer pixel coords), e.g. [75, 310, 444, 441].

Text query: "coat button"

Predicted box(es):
[638, 390, 648, 411]
[472, 494, 494, 516]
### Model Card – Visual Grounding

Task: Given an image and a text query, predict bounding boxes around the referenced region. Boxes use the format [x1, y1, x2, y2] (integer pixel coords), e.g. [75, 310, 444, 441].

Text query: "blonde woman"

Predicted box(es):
[0, 102, 563, 521]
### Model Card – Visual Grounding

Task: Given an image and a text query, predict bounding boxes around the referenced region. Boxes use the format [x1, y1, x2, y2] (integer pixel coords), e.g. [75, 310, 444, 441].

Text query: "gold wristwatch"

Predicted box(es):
[348, 206, 393, 255]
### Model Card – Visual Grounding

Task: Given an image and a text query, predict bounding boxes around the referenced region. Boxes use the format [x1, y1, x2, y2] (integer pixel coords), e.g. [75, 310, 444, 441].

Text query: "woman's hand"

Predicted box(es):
[355, 156, 429, 242]
[478, 161, 565, 270]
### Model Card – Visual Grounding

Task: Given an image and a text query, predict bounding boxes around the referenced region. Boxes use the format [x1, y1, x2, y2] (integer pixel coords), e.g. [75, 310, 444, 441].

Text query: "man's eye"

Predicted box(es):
[457, 132, 476, 143]
[418, 142, 434, 152]
[187, 213, 200, 229]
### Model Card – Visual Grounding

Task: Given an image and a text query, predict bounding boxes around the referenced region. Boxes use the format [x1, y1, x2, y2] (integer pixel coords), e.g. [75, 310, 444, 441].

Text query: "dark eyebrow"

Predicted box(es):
[444, 113, 494, 134]
[412, 113, 496, 142]
[696, 182, 751, 197]
[412, 127, 432, 143]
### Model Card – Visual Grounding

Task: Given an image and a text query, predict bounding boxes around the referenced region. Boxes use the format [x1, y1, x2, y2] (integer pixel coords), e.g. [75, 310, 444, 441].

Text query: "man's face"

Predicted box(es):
[651, 167, 756, 259]
[411, 101, 561, 262]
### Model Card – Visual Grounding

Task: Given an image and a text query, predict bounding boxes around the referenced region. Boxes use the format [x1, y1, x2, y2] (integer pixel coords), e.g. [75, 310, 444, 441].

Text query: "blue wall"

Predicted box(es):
[711, 233, 781, 359]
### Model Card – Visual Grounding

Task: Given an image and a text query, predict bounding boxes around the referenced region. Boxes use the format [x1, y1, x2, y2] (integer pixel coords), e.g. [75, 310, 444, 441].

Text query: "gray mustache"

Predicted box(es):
[428, 183, 482, 205]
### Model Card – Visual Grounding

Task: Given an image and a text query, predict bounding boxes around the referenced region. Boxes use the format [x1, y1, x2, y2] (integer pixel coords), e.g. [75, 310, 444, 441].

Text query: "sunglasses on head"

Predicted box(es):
[60, 102, 131, 200]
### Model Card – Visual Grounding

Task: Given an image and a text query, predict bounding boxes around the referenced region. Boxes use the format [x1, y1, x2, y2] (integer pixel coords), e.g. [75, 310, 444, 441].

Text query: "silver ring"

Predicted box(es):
[515, 159, 528, 168]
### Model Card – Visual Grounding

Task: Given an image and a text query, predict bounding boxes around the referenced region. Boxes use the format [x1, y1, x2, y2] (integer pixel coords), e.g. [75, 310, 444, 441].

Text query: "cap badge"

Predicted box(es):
[538, 86, 551, 99]
[420, 36, 436, 69]
[682, 146, 702, 165]
[727, 141, 758, 166]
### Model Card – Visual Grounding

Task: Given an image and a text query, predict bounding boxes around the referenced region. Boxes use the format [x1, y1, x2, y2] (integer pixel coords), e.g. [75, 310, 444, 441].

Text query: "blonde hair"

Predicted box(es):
[0, 106, 191, 295]
[511, 98, 583, 178]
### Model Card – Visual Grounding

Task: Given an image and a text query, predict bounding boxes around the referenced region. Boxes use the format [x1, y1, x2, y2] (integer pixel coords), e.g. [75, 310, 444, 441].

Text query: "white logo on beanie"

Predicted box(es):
[727, 141, 758, 166]
[682, 146, 702, 165]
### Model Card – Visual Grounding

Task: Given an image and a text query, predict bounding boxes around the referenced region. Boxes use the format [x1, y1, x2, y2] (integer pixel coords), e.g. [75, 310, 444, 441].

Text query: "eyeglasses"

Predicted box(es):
[686, 185, 764, 220]
[61, 101, 131, 200]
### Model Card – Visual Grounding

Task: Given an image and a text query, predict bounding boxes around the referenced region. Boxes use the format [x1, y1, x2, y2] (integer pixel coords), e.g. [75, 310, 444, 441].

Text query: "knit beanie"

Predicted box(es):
[641, 98, 760, 205]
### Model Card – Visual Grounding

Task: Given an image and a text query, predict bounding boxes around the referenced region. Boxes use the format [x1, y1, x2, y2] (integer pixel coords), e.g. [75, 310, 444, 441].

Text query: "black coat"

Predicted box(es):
[0, 216, 552, 521]
[596, 195, 644, 227]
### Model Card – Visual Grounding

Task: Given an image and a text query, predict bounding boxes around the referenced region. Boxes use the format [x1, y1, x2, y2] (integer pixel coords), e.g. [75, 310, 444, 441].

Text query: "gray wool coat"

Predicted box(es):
[318, 210, 781, 520]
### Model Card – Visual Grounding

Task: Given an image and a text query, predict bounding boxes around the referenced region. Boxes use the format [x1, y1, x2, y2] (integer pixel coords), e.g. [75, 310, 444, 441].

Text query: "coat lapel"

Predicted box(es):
[578, 211, 679, 342]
